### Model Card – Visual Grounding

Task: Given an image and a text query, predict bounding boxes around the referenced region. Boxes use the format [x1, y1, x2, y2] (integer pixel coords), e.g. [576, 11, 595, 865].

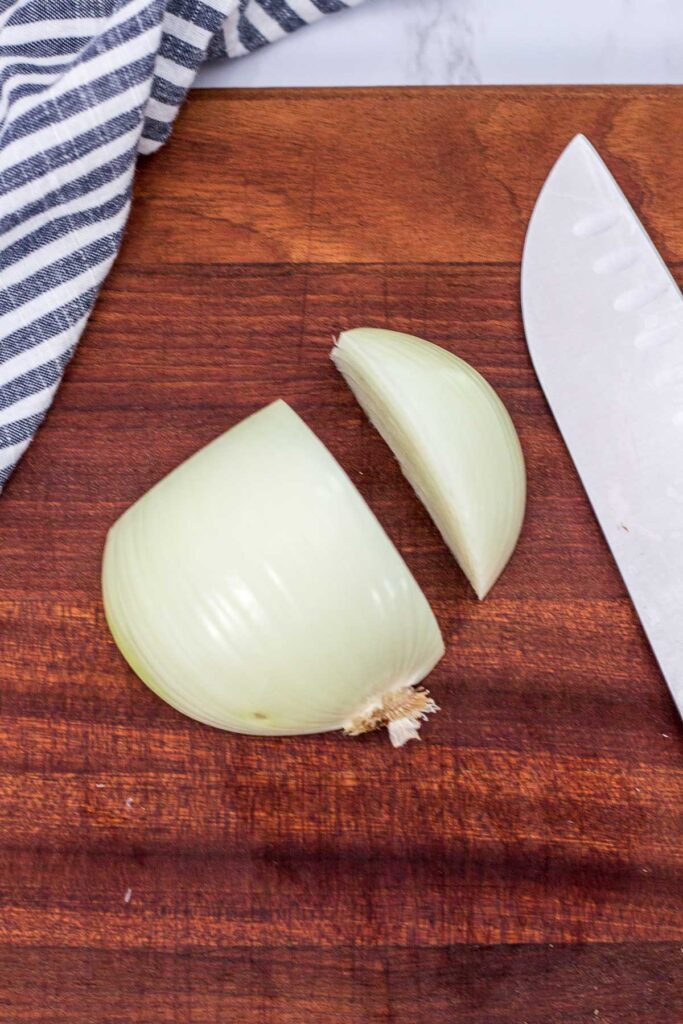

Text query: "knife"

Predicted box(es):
[521, 134, 683, 716]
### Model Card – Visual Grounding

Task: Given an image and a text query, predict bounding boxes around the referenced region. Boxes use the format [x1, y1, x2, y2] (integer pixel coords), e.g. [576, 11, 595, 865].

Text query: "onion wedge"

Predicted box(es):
[102, 401, 444, 745]
[332, 328, 526, 598]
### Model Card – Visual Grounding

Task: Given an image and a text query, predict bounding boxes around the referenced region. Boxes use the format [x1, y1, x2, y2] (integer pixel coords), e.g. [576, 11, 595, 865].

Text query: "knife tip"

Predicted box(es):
[558, 133, 605, 169]
[568, 132, 591, 150]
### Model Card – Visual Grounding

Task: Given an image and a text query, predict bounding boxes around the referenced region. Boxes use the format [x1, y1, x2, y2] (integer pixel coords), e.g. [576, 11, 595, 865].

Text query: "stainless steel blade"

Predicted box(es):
[521, 134, 683, 714]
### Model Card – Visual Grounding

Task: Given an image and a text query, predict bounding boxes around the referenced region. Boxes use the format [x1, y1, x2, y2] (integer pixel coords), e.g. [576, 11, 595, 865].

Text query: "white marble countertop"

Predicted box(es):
[196, 0, 683, 89]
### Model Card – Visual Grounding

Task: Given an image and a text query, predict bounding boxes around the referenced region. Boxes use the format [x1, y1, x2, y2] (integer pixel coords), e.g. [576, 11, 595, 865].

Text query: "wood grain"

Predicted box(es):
[1, 87, 683, 1021]
[1, 945, 681, 1024]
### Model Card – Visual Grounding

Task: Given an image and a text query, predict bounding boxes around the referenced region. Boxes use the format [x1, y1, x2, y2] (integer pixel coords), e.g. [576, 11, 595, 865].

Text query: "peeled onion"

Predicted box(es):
[332, 328, 526, 598]
[102, 400, 444, 745]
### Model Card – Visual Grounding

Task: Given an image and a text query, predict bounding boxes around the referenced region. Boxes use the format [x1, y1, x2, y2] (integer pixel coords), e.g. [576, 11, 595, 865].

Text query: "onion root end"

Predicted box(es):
[343, 686, 439, 747]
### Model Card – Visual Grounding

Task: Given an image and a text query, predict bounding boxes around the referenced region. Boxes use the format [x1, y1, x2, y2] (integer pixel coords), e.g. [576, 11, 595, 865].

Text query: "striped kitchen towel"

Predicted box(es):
[0, 0, 363, 492]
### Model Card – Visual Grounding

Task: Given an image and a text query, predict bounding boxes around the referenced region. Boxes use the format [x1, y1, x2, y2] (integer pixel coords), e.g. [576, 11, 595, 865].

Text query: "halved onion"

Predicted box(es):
[102, 401, 444, 745]
[332, 328, 526, 598]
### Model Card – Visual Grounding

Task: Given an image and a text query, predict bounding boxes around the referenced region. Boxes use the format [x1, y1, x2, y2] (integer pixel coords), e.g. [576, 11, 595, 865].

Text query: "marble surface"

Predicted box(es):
[196, 0, 683, 89]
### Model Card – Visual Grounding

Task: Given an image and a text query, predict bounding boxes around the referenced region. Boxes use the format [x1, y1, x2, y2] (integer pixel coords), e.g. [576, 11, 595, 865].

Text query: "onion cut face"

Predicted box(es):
[102, 401, 444, 745]
[332, 328, 526, 599]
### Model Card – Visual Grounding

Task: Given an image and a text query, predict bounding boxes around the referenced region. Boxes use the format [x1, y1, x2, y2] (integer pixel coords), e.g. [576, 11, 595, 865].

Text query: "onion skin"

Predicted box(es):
[102, 401, 444, 741]
[332, 328, 526, 599]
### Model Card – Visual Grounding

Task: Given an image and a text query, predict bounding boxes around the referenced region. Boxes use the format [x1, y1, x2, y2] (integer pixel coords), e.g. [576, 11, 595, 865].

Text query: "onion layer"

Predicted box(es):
[102, 401, 444, 744]
[332, 328, 526, 598]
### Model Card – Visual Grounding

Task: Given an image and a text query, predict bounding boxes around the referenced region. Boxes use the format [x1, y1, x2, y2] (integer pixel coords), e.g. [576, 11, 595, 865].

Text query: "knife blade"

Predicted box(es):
[521, 134, 683, 715]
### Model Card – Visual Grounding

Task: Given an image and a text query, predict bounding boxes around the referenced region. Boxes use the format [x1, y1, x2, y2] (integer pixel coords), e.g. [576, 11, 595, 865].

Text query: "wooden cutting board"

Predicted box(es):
[2, 87, 683, 1022]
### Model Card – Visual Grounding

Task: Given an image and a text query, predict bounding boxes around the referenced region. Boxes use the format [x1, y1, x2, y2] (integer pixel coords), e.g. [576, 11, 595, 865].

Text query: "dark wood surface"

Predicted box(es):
[1, 87, 683, 1022]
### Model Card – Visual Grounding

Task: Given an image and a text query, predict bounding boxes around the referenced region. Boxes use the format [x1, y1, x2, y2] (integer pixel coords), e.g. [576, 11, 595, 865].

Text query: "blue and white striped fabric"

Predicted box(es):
[0, 0, 362, 491]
